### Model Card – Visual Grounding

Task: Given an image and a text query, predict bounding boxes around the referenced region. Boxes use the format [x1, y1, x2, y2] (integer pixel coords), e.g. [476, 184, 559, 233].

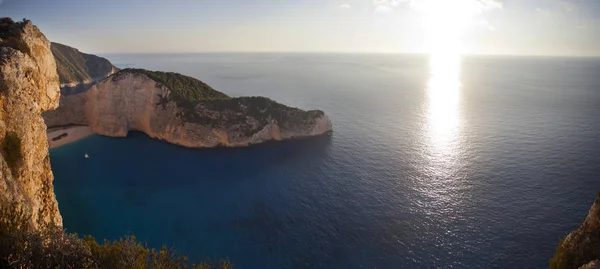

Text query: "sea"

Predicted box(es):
[49, 53, 600, 268]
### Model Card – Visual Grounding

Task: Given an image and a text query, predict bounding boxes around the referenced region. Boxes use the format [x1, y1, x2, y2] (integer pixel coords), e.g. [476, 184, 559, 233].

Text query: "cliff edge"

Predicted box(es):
[43, 69, 332, 148]
[551, 193, 600, 269]
[0, 18, 62, 228]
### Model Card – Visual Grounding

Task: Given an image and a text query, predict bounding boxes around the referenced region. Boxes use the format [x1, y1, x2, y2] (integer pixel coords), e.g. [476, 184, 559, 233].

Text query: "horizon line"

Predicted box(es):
[94, 51, 600, 58]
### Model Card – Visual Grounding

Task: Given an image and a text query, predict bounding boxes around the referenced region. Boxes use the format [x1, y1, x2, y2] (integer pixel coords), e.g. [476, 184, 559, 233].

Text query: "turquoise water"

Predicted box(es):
[50, 54, 600, 268]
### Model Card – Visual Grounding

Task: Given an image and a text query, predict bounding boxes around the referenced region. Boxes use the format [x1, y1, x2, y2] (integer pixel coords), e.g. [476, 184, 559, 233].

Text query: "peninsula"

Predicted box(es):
[43, 57, 332, 149]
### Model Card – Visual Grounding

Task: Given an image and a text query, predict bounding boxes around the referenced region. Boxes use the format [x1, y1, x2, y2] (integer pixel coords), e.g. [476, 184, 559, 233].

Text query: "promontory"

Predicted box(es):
[51, 42, 117, 89]
[43, 68, 332, 148]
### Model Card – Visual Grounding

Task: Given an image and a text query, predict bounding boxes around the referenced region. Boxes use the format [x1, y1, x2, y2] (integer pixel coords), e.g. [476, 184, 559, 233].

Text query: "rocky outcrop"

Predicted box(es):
[580, 260, 600, 269]
[551, 193, 600, 269]
[44, 69, 332, 148]
[51, 42, 117, 90]
[0, 18, 62, 228]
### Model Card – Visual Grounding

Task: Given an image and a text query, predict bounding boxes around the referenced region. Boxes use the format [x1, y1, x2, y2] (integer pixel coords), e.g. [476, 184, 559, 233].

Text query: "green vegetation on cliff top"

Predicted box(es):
[51, 42, 116, 85]
[113, 68, 324, 128]
[195, 97, 325, 135]
[0, 18, 31, 56]
[115, 68, 230, 103]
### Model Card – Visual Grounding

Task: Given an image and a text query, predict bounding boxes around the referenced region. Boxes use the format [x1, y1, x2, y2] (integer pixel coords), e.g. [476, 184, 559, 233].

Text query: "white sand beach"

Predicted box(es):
[47, 126, 94, 149]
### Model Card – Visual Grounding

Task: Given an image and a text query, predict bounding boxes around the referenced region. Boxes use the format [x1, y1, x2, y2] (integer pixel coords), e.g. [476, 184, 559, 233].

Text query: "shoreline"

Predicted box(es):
[45, 126, 333, 150]
[47, 126, 94, 149]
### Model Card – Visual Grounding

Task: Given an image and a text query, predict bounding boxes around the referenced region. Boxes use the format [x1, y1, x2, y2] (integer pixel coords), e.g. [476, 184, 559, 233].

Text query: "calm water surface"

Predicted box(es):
[50, 54, 600, 268]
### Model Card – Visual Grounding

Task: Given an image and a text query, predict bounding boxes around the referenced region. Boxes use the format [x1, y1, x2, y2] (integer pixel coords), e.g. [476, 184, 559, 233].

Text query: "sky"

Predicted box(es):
[0, 0, 599, 56]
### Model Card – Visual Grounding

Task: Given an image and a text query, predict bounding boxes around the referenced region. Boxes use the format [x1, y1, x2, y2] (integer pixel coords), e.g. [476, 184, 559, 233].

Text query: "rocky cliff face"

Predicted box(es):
[580, 260, 600, 269]
[551, 193, 600, 269]
[0, 18, 62, 228]
[51, 42, 117, 89]
[44, 70, 332, 148]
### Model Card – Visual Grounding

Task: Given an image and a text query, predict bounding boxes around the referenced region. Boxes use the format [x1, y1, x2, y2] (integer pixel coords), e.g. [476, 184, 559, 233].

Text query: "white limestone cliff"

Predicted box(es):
[44, 71, 332, 148]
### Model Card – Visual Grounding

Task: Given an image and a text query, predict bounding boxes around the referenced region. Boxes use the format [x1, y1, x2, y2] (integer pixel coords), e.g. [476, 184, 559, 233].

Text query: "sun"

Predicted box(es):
[414, 0, 481, 156]
[414, 0, 482, 56]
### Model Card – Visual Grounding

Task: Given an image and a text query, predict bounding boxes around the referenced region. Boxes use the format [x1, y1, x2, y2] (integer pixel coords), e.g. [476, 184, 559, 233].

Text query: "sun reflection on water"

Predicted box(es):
[413, 51, 467, 211]
[405, 51, 469, 232]
[426, 52, 462, 160]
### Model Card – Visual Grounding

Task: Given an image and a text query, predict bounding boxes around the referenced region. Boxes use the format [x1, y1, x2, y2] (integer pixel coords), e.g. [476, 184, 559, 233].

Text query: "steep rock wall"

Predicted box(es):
[551, 193, 600, 269]
[0, 18, 62, 228]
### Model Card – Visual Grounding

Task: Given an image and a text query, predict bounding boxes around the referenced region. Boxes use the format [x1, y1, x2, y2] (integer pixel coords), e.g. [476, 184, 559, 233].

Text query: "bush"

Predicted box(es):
[0, 201, 233, 269]
[0, 17, 31, 56]
[0, 201, 96, 268]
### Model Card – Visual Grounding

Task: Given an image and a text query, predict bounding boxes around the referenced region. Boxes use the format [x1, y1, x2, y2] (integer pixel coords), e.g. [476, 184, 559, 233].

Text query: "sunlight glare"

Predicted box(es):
[416, 0, 470, 150]
[414, 0, 483, 55]
[426, 52, 461, 146]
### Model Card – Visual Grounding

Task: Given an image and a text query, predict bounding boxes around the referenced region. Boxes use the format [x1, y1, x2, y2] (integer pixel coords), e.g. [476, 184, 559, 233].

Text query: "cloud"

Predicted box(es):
[374, 0, 405, 9]
[373, 0, 408, 13]
[534, 0, 581, 15]
[338, 3, 352, 9]
[536, 7, 552, 14]
[475, 19, 496, 31]
[373, 0, 405, 6]
[374, 5, 393, 13]
[475, 0, 503, 11]
[374, 0, 502, 13]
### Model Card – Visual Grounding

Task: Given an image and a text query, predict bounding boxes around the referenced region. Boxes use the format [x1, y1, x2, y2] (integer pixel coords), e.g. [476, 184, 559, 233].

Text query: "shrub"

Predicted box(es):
[0, 17, 31, 56]
[0, 201, 233, 269]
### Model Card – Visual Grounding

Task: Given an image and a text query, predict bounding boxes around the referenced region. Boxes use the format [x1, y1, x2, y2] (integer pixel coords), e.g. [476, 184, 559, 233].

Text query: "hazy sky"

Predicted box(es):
[1, 0, 599, 56]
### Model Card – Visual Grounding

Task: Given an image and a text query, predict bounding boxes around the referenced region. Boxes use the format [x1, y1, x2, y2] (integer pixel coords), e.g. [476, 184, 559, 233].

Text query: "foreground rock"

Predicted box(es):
[551, 193, 600, 269]
[580, 260, 600, 269]
[44, 69, 332, 148]
[0, 18, 62, 228]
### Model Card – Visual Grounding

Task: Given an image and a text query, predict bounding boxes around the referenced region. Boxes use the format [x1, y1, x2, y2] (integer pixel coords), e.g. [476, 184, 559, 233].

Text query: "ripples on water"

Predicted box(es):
[50, 53, 600, 268]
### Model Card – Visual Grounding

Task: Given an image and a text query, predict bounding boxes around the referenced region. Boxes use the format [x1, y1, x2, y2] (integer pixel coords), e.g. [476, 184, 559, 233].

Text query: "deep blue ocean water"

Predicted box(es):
[50, 54, 600, 268]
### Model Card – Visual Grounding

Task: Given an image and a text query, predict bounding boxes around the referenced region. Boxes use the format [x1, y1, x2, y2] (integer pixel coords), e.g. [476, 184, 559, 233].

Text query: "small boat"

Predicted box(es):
[84, 153, 89, 159]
